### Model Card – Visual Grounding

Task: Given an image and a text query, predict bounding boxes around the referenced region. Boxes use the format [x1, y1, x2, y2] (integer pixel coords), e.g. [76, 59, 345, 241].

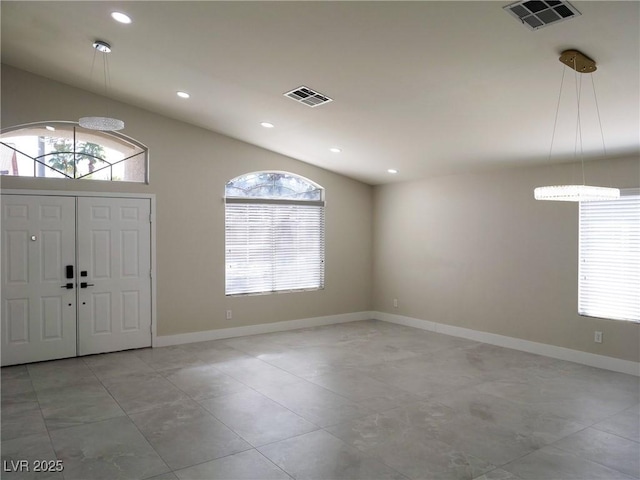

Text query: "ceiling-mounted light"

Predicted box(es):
[260, 122, 275, 128]
[111, 12, 132, 24]
[45, 125, 56, 132]
[176, 91, 190, 99]
[92, 41, 110, 53]
[387, 169, 398, 174]
[534, 50, 619, 202]
[329, 147, 341, 153]
[78, 40, 125, 131]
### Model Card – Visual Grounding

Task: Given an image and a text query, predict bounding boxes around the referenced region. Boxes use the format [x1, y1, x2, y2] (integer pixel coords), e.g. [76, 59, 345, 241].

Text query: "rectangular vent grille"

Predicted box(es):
[284, 86, 333, 108]
[504, 0, 581, 30]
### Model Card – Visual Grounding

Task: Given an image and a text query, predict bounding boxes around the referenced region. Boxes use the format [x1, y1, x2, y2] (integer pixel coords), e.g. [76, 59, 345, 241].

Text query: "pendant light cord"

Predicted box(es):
[87, 44, 112, 116]
[590, 74, 608, 159]
[547, 66, 566, 163]
[573, 55, 586, 185]
[89, 46, 98, 87]
[103, 51, 108, 98]
[103, 50, 111, 116]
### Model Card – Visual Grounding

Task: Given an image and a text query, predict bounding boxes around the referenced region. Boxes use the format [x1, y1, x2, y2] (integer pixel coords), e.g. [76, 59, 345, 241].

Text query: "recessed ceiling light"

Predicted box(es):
[387, 169, 398, 174]
[111, 12, 132, 24]
[45, 125, 56, 131]
[176, 91, 190, 99]
[329, 147, 341, 153]
[260, 122, 275, 128]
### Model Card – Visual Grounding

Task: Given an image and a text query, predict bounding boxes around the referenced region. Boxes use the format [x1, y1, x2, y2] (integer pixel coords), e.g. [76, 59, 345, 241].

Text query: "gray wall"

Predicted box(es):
[1, 65, 373, 336]
[372, 158, 640, 362]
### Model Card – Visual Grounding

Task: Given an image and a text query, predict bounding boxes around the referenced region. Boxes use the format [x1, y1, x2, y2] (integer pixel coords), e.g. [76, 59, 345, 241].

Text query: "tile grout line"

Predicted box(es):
[92, 347, 296, 477]
[549, 428, 640, 478]
[26, 363, 69, 480]
[82, 356, 174, 478]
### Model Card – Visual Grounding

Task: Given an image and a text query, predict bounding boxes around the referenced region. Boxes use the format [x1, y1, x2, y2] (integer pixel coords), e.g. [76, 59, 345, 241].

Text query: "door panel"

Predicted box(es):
[1, 195, 77, 365]
[77, 197, 151, 355]
[1, 194, 152, 365]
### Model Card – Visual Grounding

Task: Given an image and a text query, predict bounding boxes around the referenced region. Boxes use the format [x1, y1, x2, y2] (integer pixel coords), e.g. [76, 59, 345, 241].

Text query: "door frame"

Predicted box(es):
[1, 189, 158, 348]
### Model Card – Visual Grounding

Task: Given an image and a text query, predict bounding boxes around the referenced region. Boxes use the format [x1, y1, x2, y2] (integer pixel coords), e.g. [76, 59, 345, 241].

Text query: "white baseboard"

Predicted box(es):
[155, 309, 639, 376]
[155, 311, 371, 347]
[373, 311, 640, 377]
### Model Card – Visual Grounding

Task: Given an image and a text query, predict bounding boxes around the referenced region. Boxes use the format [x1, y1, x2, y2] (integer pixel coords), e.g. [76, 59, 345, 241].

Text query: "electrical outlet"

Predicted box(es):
[226, 310, 233, 320]
[393, 298, 398, 308]
[594, 331, 603, 343]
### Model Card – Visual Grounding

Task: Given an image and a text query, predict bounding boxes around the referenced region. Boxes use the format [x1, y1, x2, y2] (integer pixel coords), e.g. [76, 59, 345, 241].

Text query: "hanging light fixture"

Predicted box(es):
[534, 50, 619, 202]
[79, 40, 125, 131]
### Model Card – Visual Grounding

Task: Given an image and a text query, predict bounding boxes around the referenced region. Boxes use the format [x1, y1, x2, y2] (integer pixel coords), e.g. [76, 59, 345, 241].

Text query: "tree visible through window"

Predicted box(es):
[225, 172, 325, 295]
[47, 138, 105, 177]
[0, 122, 147, 182]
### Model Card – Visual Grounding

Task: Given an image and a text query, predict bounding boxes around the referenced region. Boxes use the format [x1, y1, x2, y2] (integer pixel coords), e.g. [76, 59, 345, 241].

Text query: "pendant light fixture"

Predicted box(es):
[79, 40, 125, 131]
[534, 50, 619, 202]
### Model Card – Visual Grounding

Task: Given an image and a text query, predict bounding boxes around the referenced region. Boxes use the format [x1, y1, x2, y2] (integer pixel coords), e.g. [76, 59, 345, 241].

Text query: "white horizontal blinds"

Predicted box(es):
[225, 201, 325, 295]
[579, 195, 640, 322]
[273, 204, 325, 291]
[226, 203, 272, 295]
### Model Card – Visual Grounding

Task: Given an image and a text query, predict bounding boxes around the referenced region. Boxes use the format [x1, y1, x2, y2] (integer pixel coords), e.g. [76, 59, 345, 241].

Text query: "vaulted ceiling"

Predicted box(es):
[2, 1, 638, 184]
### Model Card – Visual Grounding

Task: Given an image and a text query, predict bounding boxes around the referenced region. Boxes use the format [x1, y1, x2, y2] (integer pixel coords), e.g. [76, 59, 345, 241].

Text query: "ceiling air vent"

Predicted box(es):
[284, 86, 333, 108]
[504, 0, 581, 30]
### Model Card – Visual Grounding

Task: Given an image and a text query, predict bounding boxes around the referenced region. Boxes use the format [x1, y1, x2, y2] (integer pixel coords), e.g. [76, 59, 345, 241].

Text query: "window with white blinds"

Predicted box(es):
[225, 172, 325, 296]
[579, 192, 640, 322]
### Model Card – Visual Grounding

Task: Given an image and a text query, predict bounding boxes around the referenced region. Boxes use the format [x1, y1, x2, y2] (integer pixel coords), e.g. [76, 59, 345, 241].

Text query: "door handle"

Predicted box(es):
[80, 282, 95, 288]
[61, 283, 74, 289]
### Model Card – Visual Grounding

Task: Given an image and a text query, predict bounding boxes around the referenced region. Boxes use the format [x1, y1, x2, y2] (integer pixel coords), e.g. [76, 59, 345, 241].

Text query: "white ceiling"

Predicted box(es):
[1, 1, 638, 185]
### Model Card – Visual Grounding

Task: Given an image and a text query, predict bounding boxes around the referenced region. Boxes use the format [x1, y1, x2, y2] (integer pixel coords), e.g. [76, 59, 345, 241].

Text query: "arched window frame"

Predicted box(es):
[0, 121, 149, 183]
[224, 171, 326, 296]
[224, 170, 324, 201]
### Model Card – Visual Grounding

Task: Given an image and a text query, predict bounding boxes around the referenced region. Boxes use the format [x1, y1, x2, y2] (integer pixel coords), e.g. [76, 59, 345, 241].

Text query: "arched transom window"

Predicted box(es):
[225, 171, 325, 296]
[0, 122, 148, 183]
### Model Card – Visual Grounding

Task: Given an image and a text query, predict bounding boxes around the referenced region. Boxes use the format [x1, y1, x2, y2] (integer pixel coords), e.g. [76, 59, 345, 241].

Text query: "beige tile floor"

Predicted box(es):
[1, 320, 638, 480]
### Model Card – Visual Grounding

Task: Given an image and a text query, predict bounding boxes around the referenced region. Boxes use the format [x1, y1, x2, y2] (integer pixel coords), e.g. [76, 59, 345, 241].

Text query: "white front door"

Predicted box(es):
[77, 197, 152, 355]
[1, 195, 77, 365]
[1, 194, 152, 366]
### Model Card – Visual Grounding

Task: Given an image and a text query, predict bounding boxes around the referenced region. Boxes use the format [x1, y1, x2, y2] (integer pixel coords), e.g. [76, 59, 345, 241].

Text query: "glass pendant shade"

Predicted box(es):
[78, 116, 124, 131]
[534, 185, 620, 202]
